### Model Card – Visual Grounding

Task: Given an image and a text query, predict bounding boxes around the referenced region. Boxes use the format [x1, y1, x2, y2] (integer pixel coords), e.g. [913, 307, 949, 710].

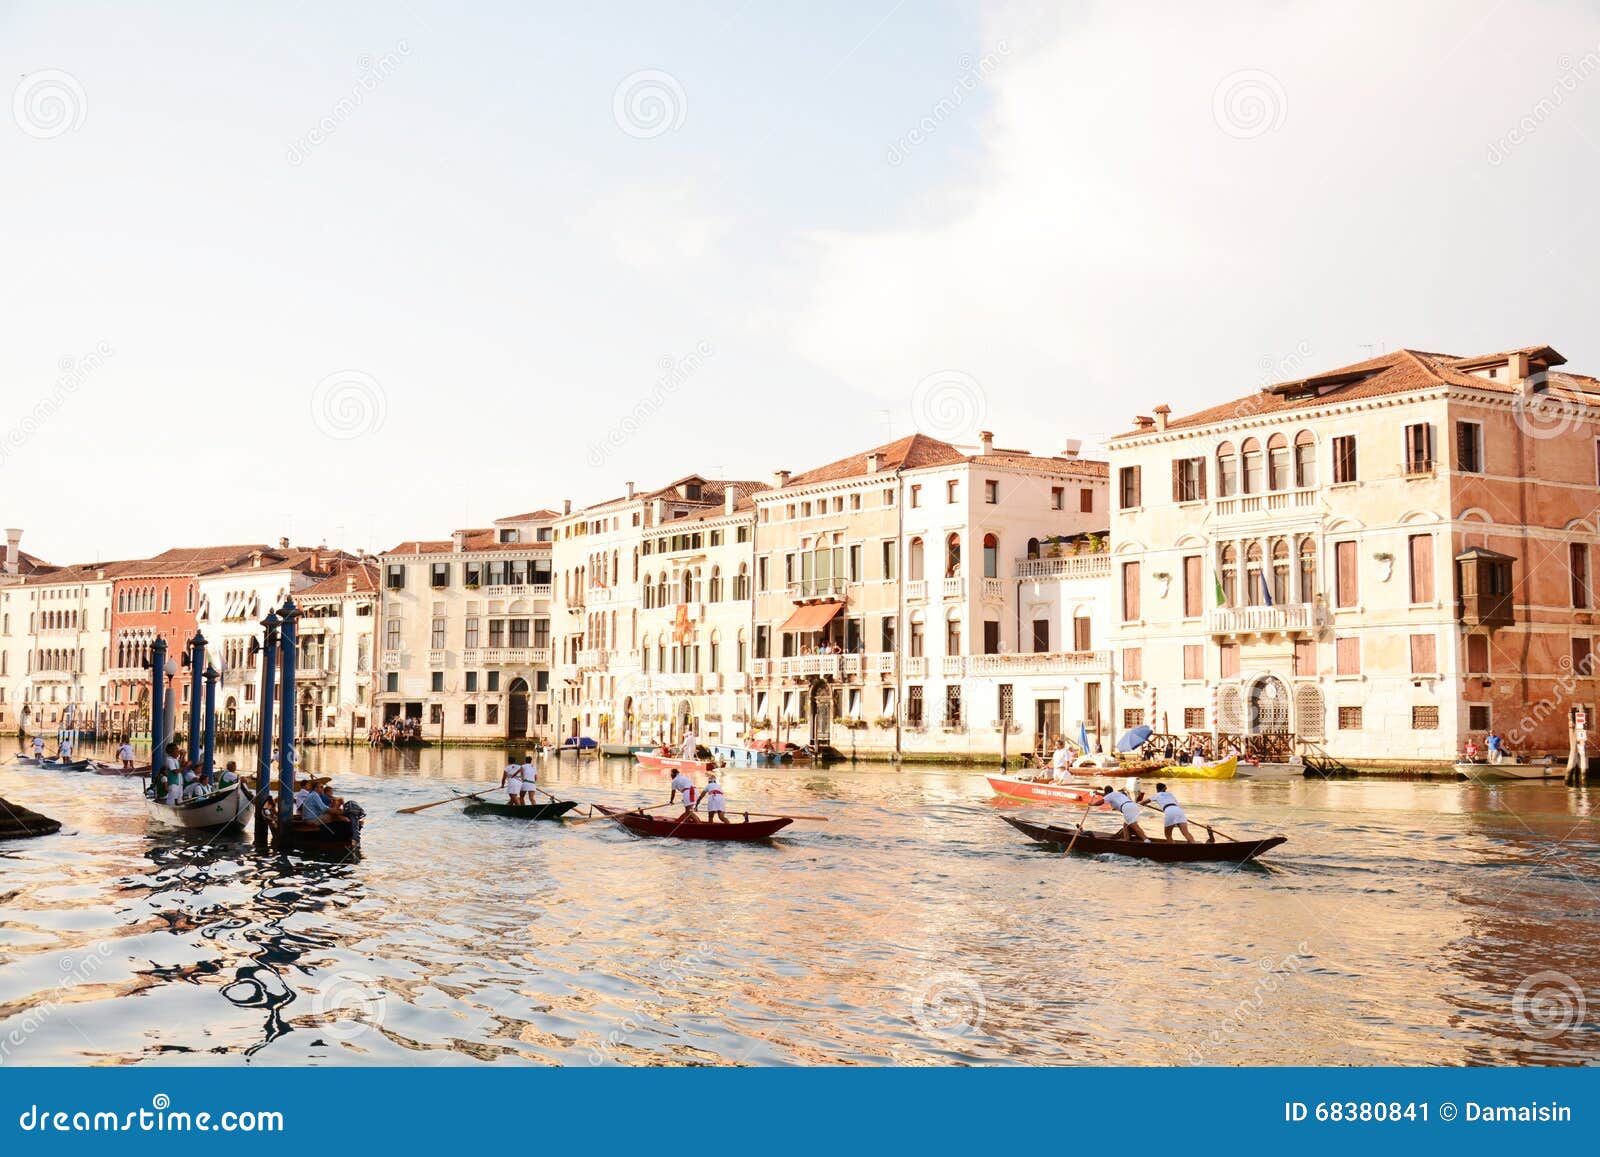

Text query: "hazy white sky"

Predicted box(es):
[5, 0, 1600, 565]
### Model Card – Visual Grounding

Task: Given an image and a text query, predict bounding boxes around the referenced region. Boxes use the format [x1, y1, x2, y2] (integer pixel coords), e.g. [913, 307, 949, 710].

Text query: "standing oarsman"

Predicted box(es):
[1097, 783, 1149, 841]
[670, 769, 698, 822]
[1149, 782, 1195, 843]
[702, 772, 729, 824]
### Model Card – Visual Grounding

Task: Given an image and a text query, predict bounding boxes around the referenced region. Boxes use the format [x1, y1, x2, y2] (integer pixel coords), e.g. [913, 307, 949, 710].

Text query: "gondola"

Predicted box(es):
[1001, 814, 1286, 863]
[36, 758, 92, 772]
[592, 803, 791, 841]
[462, 798, 579, 820]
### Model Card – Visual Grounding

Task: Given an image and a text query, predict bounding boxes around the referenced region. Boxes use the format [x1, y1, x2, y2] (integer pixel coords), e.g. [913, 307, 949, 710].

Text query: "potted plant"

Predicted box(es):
[874, 715, 897, 730]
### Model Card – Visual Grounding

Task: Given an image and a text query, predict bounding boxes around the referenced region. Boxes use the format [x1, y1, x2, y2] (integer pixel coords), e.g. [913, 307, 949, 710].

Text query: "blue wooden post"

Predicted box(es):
[257, 611, 279, 835]
[202, 664, 218, 777]
[149, 636, 167, 758]
[187, 631, 206, 768]
[277, 597, 297, 823]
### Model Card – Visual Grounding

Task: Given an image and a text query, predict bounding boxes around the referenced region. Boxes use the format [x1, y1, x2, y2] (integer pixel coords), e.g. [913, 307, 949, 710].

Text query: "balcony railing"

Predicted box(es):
[464, 647, 551, 667]
[382, 649, 404, 670]
[481, 583, 554, 599]
[903, 656, 927, 677]
[428, 649, 447, 667]
[963, 650, 1111, 675]
[1015, 555, 1112, 580]
[942, 577, 964, 599]
[981, 578, 1003, 601]
[1206, 603, 1314, 635]
[1213, 488, 1318, 518]
[905, 580, 928, 601]
[786, 577, 848, 599]
[942, 655, 966, 676]
[577, 649, 608, 669]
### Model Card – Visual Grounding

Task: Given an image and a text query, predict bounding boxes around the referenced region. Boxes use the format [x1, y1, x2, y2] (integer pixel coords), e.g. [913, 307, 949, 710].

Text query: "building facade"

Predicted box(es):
[296, 561, 380, 743]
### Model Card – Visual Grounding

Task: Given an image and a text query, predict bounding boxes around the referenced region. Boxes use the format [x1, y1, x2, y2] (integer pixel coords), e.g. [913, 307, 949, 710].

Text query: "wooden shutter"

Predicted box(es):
[1408, 534, 1434, 603]
[1073, 616, 1091, 651]
[1183, 555, 1202, 617]
[1466, 634, 1489, 673]
[1409, 633, 1436, 673]
[1172, 459, 1183, 502]
[1197, 459, 1207, 500]
[1219, 642, 1240, 678]
[1033, 619, 1050, 653]
[1122, 647, 1142, 681]
[1122, 562, 1140, 621]
[1336, 636, 1360, 675]
[1183, 644, 1204, 680]
[1294, 638, 1315, 677]
[1335, 541, 1358, 607]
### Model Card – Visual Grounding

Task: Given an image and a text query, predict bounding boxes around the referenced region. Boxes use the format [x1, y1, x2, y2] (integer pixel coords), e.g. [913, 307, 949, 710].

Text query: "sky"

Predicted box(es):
[5, 0, 1600, 565]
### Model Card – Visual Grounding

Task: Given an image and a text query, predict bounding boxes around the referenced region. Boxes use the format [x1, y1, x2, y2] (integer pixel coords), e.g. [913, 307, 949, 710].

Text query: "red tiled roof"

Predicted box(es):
[299, 561, 379, 597]
[495, 509, 560, 523]
[383, 529, 551, 556]
[576, 475, 765, 517]
[781, 434, 967, 488]
[967, 451, 1109, 477]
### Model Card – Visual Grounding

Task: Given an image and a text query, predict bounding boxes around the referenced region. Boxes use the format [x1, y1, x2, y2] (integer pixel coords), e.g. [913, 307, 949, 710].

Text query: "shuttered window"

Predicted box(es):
[1408, 534, 1434, 604]
[1122, 647, 1142, 681]
[1172, 457, 1206, 503]
[1571, 543, 1590, 608]
[1294, 638, 1316, 677]
[1331, 436, 1358, 483]
[1336, 636, 1361, 675]
[1118, 466, 1142, 509]
[1121, 562, 1140, 622]
[1456, 422, 1483, 472]
[1183, 555, 1203, 618]
[1183, 644, 1204, 680]
[1572, 637, 1593, 676]
[1072, 616, 1091, 651]
[1219, 642, 1240, 678]
[1466, 635, 1489, 673]
[1335, 540, 1358, 607]
[1409, 633, 1436, 673]
[1403, 423, 1435, 473]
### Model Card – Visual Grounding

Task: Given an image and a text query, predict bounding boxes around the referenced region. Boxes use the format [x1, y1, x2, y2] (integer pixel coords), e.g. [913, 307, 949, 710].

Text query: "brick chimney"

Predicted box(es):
[1133, 415, 1156, 431]
[1509, 351, 1532, 392]
[1153, 404, 1171, 432]
[279, 536, 290, 549]
[866, 453, 880, 473]
[1062, 438, 1082, 458]
[346, 574, 356, 593]
[452, 530, 467, 551]
[625, 481, 636, 499]
[563, 498, 572, 515]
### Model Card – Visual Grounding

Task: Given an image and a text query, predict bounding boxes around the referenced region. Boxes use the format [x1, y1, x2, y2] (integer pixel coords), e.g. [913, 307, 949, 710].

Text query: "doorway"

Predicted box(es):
[508, 677, 530, 738]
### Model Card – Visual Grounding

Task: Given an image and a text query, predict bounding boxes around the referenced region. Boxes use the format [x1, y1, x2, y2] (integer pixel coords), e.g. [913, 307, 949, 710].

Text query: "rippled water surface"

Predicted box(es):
[1, 743, 1597, 1066]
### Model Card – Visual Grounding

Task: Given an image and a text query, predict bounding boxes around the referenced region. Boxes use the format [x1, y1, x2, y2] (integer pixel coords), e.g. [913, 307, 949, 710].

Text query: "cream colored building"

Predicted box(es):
[0, 560, 120, 739]
[1108, 344, 1600, 764]
[294, 561, 379, 744]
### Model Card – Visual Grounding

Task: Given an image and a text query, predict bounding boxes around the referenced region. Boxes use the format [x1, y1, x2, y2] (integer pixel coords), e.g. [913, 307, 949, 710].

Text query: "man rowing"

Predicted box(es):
[55, 734, 75, 762]
[501, 757, 525, 804]
[30, 734, 45, 760]
[702, 771, 729, 823]
[1096, 783, 1149, 841]
[117, 740, 136, 769]
[1149, 782, 1195, 843]
[669, 768, 699, 822]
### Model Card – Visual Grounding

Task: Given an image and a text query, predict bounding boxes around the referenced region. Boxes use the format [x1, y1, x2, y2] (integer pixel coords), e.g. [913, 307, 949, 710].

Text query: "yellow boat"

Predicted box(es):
[1151, 754, 1238, 781]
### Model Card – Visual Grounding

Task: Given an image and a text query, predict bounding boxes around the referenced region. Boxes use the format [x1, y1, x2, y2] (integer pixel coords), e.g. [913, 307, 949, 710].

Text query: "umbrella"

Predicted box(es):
[1115, 725, 1153, 753]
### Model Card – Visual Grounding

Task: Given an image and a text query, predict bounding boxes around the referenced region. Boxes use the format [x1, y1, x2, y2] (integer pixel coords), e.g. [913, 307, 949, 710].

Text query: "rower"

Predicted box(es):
[1050, 737, 1076, 784]
[56, 735, 75, 762]
[519, 755, 540, 802]
[702, 771, 729, 824]
[217, 761, 241, 790]
[501, 758, 524, 804]
[117, 740, 135, 769]
[1097, 784, 1149, 841]
[669, 769, 699, 822]
[30, 735, 45, 759]
[1150, 782, 1195, 843]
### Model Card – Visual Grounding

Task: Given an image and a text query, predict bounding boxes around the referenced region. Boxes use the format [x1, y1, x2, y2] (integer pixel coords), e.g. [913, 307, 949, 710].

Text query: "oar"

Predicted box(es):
[567, 802, 680, 826]
[397, 787, 497, 815]
[722, 811, 830, 822]
[1140, 799, 1234, 842]
[1063, 799, 1096, 855]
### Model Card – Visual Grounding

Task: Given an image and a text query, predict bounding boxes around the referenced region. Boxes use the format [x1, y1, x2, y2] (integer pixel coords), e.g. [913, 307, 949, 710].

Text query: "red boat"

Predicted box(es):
[593, 804, 790, 841]
[635, 752, 717, 774]
[986, 773, 1111, 807]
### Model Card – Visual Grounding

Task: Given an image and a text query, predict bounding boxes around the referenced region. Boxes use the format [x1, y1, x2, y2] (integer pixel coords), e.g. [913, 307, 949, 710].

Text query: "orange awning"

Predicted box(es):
[780, 601, 843, 633]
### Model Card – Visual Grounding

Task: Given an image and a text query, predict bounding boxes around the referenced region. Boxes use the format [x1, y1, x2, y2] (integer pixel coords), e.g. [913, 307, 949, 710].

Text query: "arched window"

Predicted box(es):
[681, 571, 694, 605]
[709, 629, 721, 673]
[1220, 545, 1238, 608]
[708, 566, 722, 602]
[734, 563, 749, 601]
[1267, 433, 1290, 491]
[736, 628, 748, 673]
[1245, 542, 1264, 605]
[945, 607, 962, 656]
[656, 572, 668, 608]
[1271, 538, 1291, 604]
[1026, 537, 1040, 560]
[1217, 441, 1238, 497]
[1293, 431, 1316, 488]
[945, 534, 961, 578]
[908, 537, 925, 581]
[1298, 539, 1317, 603]
[982, 534, 999, 579]
[1240, 438, 1263, 494]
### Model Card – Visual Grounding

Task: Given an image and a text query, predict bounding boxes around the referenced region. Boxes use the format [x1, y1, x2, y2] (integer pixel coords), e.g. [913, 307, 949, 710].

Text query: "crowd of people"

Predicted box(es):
[147, 742, 242, 804]
[368, 718, 424, 747]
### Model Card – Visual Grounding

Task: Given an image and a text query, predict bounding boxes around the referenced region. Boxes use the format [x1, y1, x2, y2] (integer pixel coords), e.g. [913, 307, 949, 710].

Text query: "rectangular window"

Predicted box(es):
[1408, 534, 1434, 603]
[1571, 543, 1590, 608]
[464, 618, 479, 648]
[1336, 636, 1361, 675]
[1182, 555, 1203, 618]
[464, 704, 477, 725]
[1072, 616, 1091, 651]
[880, 616, 895, 653]
[384, 673, 398, 693]
[983, 480, 998, 504]
[431, 562, 450, 588]
[1172, 457, 1206, 503]
[431, 671, 444, 692]
[431, 618, 446, 649]
[1219, 642, 1239, 679]
[1122, 647, 1142, 681]
[1123, 708, 1145, 729]
[1050, 486, 1064, 510]
[385, 619, 401, 649]
[1466, 634, 1490, 673]
[1338, 706, 1363, 730]
[1332, 435, 1358, 484]
[1032, 619, 1050, 653]
[486, 671, 499, 692]
[1468, 704, 1491, 730]
[848, 544, 862, 582]
[998, 684, 1014, 726]
[1456, 421, 1483, 473]
[943, 685, 962, 727]
[1335, 540, 1358, 607]
[910, 485, 922, 508]
[1184, 707, 1206, 730]
[385, 564, 406, 590]
[1572, 637, 1593, 677]
[1079, 487, 1094, 513]
[983, 620, 1000, 654]
[1182, 644, 1204, 680]
[906, 686, 924, 726]
[1294, 638, 1316, 677]
[465, 671, 478, 692]
[946, 480, 958, 504]
[486, 703, 499, 725]
[1403, 423, 1434, 473]
[881, 541, 896, 581]
[1118, 466, 1142, 509]
[1409, 633, 1436, 674]
[1411, 705, 1440, 729]
[1121, 561, 1140, 622]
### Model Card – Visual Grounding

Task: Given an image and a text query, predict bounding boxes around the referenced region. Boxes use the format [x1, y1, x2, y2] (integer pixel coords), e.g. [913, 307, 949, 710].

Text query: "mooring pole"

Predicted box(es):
[187, 631, 206, 767]
[149, 636, 167, 766]
[256, 611, 279, 842]
[277, 597, 298, 824]
[202, 664, 218, 778]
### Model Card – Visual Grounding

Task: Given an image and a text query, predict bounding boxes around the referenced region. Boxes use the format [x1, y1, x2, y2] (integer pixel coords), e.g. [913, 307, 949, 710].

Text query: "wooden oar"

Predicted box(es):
[396, 787, 497, 815]
[725, 811, 830, 822]
[567, 802, 680, 826]
[1140, 799, 1234, 842]
[1064, 799, 1096, 855]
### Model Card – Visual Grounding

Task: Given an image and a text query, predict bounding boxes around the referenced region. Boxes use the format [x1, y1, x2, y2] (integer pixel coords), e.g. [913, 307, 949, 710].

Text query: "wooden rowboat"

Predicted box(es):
[22, 757, 91, 771]
[986, 774, 1110, 807]
[593, 803, 790, 841]
[271, 814, 361, 853]
[1454, 760, 1564, 782]
[146, 784, 254, 832]
[462, 798, 579, 820]
[0, 796, 61, 840]
[1001, 814, 1286, 863]
[635, 752, 717, 774]
[92, 761, 151, 777]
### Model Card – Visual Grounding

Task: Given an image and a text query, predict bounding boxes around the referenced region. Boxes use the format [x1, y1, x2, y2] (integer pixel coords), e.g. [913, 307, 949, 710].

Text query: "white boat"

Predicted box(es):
[145, 784, 255, 831]
[1454, 760, 1565, 783]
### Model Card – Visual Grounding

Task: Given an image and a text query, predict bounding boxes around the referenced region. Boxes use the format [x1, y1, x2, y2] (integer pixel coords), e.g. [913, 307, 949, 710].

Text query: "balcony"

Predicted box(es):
[905, 579, 928, 601]
[32, 669, 74, 683]
[465, 647, 552, 667]
[298, 664, 326, 680]
[655, 672, 704, 692]
[1206, 603, 1314, 637]
[481, 583, 554, 600]
[903, 656, 928, 677]
[1212, 487, 1318, 520]
[382, 649, 404, 670]
[942, 655, 966, 676]
[1015, 554, 1112, 581]
[787, 577, 848, 599]
[981, 578, 1003, 601]
[577, 649, 608, 669]
[942, 577, 964, 599]
[963, 650, 1111, 676]
[428, 649, 447, 667]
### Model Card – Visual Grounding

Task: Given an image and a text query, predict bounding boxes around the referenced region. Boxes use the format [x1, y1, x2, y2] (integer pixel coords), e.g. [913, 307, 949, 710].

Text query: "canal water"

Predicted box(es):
[1, 743, 1596, 1066]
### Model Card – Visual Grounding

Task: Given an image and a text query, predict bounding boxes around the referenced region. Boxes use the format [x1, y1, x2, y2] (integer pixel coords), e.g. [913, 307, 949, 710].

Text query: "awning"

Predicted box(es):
[780, 601, 843, 633]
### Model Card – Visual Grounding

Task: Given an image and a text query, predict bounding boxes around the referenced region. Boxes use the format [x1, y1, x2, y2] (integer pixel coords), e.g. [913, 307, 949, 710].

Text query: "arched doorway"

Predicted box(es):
[508, 677, 530, 739]
[809, 681, 832, 747]
[675, 697, 693, 743]
[622, 695, 634, 741]
[1246, 675, 1290, 734]
[223, 696, 238, 735]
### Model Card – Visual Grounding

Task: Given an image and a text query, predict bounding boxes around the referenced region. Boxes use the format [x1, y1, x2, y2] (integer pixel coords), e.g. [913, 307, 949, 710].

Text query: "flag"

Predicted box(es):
[1214, 572, 1226, 607]
[1260, 571, 1274, 607]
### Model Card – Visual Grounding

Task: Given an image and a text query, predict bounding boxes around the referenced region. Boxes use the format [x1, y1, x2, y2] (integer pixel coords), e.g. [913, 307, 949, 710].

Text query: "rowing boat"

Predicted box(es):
[271, 813, 362, 853]
[146, 783, 254, 831]
[593, 803, 790, 841]
[985, 774, 1110, 807]
[34, 758, 92, 772]
[1454, 760, 1564, 782]
[1001, 814, 1286, 863]
[710, 742, 794, 767]
[1151, 754, 1239, 781]
[92, 762, 151, 777]
[635, 752, 717, 774]
[462, 799, 579, 820]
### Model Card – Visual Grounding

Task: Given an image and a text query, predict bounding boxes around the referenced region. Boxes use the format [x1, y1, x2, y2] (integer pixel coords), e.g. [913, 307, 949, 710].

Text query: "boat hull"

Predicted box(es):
[1455, 761, 1565, 782]
[1150, 755, 1239, 781]
[635, 753, 717, 774]
[594, 804, 790, 841]
[271, 815, 360, 853]
[1001, 814, 1285, 863]
[462, 799, 579, 820]
[986, 774, 1108, 807]
[146, 785, 254, 831]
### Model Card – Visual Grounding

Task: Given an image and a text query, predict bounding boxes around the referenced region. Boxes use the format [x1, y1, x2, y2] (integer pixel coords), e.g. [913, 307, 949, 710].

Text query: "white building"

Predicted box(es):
[0, 560, 121, 739]
[295, 561, 380, 743]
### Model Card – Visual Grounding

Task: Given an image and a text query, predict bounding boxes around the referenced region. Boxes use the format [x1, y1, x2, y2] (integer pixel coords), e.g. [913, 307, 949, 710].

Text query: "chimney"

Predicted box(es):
[1133, 415, 1156, 431]
[279, 536, 290, 550]
[563, 498, 572, 515]
[452, 530, 467, 551]
[1153, 404, 1171, 432]
[625, 481, 635, 499]
[866, 453, 880, 474]
[774, 469, 791, 488]
[3, 528, 20, 575]
[1508, 351, 1531, 392]
[724, 486, 737, 515]
[979, 430, 994, 455]
[653, 498, 666, 525]
[346, 575, 356, 593]
[1062, 438, 1083, 459]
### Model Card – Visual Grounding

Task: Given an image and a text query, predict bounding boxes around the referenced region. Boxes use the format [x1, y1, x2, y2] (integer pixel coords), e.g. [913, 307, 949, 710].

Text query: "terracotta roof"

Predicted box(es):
[966, 451, 1109, 477]
[16, 559, 143, 584]
[299, 561, 379, 597]
[576, 475, 765, 517]
[780, 433, 967, 488]
[383, 529, 551, 556]
[648, 482, 770, 526]
[495, 509, 560, 523]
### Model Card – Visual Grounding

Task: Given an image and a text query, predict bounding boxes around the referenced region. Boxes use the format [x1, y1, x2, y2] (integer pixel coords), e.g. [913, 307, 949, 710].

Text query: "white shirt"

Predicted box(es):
[162, 755, 180, 772]
[164, 783, 183, 804]
[519, 762, 538, 785]
[32, 737, 44, 753]
[1152, 790, 1181, 811]
[1051, 747, 1069, 770]
[57, 739, 73, 757]
[117, 744, 134, 761]
[703, 781, 725, 804]
[670, 772, 694, 801]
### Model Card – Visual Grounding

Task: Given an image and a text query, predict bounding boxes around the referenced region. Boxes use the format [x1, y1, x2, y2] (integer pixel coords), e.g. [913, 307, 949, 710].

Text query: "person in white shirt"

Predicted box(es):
[1049, 739, 1076, 784]
[1096, 785, 1149, 841]
[117, 741, 136, 769]
[217, 762, 240, 789]
[56, 735, 74, 761]
[701, 772, 728, 823]
[1150, 783, 1195, 843]
[164, 779, 184, 805]
[31, 735, 45, 758]
[501, 760, 524, 804]
[519, 759, 540, 802]
[679, 730, 698, 761]
[669, 770, 698, 821]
